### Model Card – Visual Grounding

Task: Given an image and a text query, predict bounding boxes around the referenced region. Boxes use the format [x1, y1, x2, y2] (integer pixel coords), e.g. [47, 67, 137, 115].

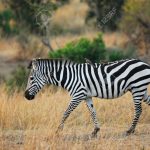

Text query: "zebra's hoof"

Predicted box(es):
[91, 127, 100, 138]
[125, 129, 135, 136]
[55, 125, 64, 134]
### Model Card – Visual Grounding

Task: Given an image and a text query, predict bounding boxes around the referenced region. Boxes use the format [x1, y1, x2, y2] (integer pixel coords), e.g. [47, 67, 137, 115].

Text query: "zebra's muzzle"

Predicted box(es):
[24, 90, 35, 100]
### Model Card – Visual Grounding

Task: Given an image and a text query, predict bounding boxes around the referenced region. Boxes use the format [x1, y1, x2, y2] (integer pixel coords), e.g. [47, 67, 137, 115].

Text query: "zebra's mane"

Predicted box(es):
[35, 58, 77, 65]
[35, 58, 136, 63]
[27, 58, 76, 69]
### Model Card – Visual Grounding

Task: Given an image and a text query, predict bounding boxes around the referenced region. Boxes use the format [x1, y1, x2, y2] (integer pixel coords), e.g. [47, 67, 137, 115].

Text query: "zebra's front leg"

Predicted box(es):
[56, 99, 82, 133]
[85, 98, 100, 137]
[126, 97, 142, 136]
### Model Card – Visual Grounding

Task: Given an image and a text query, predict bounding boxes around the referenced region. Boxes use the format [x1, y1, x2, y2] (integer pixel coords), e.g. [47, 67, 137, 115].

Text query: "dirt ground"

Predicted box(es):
[0, 125, 150, 150]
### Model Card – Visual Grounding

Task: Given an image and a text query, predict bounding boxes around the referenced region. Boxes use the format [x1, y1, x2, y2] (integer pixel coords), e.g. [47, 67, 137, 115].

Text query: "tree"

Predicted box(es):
[5, 0, 58, 33]
[86, 0, 125, 31]
[3, 0, 69, 51]
[120, 0, 150, 55]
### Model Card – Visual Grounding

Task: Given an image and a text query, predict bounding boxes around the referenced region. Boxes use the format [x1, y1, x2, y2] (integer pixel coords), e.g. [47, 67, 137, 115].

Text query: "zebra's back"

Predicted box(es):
[79, 59, 150, 99]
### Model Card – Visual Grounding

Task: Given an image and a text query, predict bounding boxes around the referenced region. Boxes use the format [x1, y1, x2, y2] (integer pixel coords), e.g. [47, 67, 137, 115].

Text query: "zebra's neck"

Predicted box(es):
[48, 59, 78, 90]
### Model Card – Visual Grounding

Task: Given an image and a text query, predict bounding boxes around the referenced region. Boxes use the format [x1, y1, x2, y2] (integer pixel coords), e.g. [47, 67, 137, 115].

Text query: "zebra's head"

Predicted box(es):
[24, 59, 49, 100]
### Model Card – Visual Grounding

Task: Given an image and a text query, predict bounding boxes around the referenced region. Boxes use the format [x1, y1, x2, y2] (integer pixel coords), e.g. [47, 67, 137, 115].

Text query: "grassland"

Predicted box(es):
[0, 0, 149, 149]
[0, 86, 150, 150]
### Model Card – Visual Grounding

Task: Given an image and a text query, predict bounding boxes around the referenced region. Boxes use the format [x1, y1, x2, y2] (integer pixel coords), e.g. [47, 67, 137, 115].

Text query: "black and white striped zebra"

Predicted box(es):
[24, 58, 150, 137]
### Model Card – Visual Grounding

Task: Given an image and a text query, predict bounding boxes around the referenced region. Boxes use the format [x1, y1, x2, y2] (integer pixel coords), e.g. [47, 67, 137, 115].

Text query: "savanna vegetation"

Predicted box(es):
[1, 86, 150, 149]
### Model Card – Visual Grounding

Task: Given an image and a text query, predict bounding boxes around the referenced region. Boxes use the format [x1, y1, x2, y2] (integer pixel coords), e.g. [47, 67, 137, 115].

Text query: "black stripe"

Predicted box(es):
[88, 65, 98, 97]
[110, 74, 115, 97]
[84, 64, 92, 92]
[80, 65, 85, 87]
[61, 66, 67, 88]
[72, 65, 78, 91]
[101, 64, 108, 98]
[94, 67, 103, 97]
[68, 64, 76, 91]
[116, 77, 123, 97]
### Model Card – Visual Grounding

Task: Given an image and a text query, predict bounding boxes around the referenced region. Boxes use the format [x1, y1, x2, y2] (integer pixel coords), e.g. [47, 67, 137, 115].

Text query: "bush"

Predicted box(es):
[49, 34, 134, 63]
[6, 66, 29, 93]
[49, 33, 106, 63]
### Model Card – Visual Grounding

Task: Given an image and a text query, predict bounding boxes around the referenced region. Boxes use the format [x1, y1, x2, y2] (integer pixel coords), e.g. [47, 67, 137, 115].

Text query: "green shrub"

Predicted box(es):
[49, 33, 106, 63]
[6, 66, 29, 93]
[49, 34, 135, 63]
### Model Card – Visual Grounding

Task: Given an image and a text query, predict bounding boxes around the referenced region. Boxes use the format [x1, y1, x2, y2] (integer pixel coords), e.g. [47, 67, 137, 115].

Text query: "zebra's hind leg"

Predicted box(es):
[126, 91, 144, 136]
[85, 98, 100, 138]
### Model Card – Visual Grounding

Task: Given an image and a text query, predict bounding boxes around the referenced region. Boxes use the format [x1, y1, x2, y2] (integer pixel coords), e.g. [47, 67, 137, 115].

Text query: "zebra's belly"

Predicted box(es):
[91, 88, 127, 99]
[96, 92, 126, 99]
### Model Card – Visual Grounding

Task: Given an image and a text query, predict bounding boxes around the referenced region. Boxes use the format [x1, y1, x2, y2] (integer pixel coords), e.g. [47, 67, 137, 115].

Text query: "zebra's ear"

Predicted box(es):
[32, 59, 38, 70]
[27, 59, 37, 70]
[27, 60, 32, 69]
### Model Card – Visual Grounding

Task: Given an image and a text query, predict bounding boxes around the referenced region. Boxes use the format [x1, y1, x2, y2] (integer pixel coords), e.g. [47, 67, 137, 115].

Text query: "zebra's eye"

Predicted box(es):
[30, 76, 34, 80]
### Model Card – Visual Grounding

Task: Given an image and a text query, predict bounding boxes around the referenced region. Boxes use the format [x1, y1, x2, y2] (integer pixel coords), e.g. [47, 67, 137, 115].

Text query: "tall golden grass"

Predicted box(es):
[0, 85, 150, 149]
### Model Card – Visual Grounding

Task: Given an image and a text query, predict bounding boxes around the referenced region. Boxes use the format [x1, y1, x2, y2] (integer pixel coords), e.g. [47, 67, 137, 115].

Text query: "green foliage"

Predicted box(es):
[6, 66, 29, 93]
[49, 34, 106, 63]
[49, 34, 134, 63]
[0, 9, 18, 35]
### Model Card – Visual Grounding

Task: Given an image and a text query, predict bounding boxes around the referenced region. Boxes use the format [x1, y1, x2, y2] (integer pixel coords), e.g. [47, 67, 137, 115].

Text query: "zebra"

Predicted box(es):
[24, 58, 150, 137]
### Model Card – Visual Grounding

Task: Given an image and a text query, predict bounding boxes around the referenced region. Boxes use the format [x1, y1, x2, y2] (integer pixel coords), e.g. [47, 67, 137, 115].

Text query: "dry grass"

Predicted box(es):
[0, 85, 150, 150]
[51, 0, 89, 33]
